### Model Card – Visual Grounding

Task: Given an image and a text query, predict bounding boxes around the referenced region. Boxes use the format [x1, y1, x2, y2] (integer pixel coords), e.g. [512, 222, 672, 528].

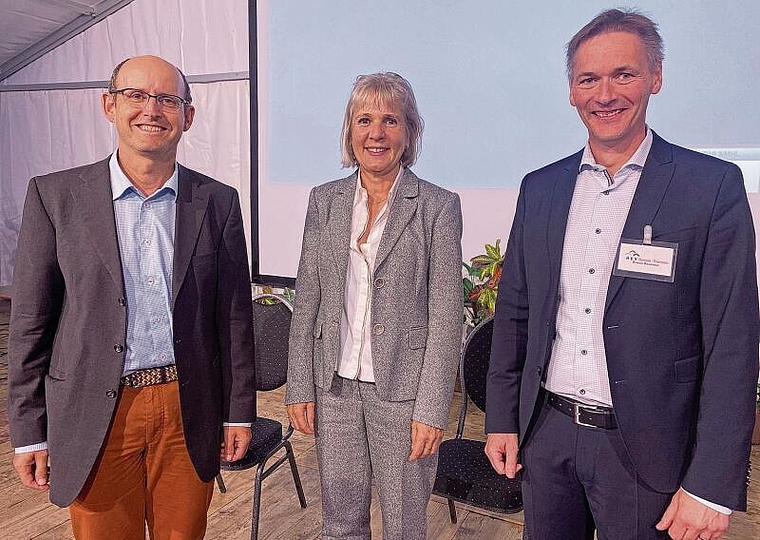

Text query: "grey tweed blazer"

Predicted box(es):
[285, 169, 463, 429]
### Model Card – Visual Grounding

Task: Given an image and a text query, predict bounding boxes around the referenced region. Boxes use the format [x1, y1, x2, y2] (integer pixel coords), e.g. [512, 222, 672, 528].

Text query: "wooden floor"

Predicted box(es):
[0, 297, 758, 539]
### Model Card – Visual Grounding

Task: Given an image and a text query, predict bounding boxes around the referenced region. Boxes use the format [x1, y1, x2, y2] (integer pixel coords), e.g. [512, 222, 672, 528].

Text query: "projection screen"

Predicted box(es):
[252, 0, 760, 282]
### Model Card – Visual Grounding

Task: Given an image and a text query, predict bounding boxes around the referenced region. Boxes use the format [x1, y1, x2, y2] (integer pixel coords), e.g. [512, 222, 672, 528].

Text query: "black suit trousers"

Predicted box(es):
[521, 396, 672, 540]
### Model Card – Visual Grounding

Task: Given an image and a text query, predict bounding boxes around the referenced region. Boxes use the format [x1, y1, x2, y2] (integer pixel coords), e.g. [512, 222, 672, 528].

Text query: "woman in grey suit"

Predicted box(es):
[286, 72, 463, 540]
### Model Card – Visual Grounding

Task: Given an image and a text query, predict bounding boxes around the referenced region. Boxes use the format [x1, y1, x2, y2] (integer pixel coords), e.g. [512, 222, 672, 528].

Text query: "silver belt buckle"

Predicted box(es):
[573, 403, 601, 428]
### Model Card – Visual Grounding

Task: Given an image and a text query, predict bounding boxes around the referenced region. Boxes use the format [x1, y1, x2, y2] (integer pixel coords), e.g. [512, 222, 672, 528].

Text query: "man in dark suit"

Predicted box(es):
[8, 55, 255, 539]
[485, 9, 758, 540]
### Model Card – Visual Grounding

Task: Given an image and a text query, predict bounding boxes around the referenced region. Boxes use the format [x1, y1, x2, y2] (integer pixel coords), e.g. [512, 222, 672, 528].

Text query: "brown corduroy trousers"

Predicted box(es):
[69, 381, 214, 540]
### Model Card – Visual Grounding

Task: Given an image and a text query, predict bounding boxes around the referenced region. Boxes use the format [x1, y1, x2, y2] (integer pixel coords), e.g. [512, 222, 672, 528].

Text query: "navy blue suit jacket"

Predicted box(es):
[486, 132, 759, 510]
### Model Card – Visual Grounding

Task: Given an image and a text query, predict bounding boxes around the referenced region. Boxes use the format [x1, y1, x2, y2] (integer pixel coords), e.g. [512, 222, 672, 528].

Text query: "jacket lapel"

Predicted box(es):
[172, 165, 210, 306]
[547, 152, 583, 284]
[70, 158, 125, 292]
[374, 169, 419, 272]
[329, 174, 356, 288]
[605, 132, 675, 309]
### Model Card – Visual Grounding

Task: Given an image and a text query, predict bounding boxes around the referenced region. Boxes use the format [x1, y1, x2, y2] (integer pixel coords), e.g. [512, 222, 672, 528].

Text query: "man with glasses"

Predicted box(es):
[485, 9, 758, 540]
[8, 55, 255, 538]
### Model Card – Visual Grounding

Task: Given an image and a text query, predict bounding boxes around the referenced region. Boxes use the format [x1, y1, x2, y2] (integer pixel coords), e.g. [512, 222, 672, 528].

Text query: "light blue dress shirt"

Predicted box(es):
[109, 152, 177, 376]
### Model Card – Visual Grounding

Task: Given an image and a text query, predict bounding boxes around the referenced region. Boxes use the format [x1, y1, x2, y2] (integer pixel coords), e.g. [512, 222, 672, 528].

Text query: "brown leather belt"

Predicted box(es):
[121, 365, 178, 388]
[546, 391, 617, 429]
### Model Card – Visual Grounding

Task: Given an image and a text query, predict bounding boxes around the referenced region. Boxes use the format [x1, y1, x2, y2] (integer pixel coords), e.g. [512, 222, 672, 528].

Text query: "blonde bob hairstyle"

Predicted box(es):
[340, 72, 424, 169]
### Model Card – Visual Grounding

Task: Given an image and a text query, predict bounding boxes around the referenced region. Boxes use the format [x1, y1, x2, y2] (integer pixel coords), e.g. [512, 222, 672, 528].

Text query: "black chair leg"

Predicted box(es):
[447, 498, 457, 523]
[284, 440, 307, 508]
[215, 472, 227, 493]
[250, 462, 265, 540]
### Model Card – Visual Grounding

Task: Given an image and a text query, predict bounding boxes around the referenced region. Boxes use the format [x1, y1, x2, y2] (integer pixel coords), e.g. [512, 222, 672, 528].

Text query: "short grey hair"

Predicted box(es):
[566, 8, 664, 80]
[340, 72, 424, 168]
[108, 57, 193, 103]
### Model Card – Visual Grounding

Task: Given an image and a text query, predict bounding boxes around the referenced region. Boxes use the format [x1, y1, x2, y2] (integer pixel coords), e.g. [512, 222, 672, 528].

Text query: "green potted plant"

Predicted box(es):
[463, 239, 504, 329]
[257, 285, 295, 305]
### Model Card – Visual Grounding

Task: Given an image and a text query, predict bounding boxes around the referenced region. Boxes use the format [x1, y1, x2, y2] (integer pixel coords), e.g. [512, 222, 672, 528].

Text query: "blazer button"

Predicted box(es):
[375, 278, 385, 289]
[118, 297, 126, 306]
[106, 389, 117, 399]
[373, 323, 385, 336]
[114, 344, 124, 353]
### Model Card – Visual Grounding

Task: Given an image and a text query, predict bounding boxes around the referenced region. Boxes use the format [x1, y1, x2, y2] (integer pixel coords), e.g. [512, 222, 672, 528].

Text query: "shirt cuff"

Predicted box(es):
[223, 422, 252, 428]
[15, 442, 48, 453]
[682, 488, 732, 515]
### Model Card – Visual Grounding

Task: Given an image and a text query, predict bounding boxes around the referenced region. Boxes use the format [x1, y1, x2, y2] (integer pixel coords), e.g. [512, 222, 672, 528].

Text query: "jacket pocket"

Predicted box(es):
[653, 226, 697, 243]
[408, 326, 428, 350]
[191, 250, 218, 268]
[674, 355, 700, 383]
[311, 322, 325, 388]
[47, 365, 67, 381]
[312, 322, 324, 365]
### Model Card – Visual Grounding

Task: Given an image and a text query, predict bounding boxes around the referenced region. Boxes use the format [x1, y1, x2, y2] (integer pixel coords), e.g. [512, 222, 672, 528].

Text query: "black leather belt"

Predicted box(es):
[546, 391, 617, 429]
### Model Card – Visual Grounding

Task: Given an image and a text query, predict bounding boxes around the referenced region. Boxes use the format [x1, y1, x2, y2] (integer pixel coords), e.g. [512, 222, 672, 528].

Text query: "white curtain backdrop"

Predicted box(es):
[0, 0, 250, 285]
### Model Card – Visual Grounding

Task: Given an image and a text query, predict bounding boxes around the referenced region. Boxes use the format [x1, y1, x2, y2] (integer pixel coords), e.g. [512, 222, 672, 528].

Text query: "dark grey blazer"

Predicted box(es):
[285, 169, 464, 429]
[486, 133, 759, 510]
[8, 158, 256, 506]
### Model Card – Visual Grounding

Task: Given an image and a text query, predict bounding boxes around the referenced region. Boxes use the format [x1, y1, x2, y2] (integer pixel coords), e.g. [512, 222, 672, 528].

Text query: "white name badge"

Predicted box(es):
[613, 236, 678, 283]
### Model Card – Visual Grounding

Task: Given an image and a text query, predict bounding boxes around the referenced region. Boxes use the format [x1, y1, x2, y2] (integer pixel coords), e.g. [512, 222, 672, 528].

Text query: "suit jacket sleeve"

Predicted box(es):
[411, 192, 464, 429]
[216, 189, 256, 423]
[285, 187, 321, 404]
[485, 177, 529, 434]
[681, 164, 759, 509]
[7, 178, 64, 447]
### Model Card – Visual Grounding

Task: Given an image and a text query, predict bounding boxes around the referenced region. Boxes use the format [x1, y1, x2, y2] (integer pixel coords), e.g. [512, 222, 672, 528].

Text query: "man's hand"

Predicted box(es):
[408, 420, 444, 461]
[655, 488, 730, 540]
[484, 433, 522, 478]
[220, 426, 252, 462]
[13, 450, 50, 491]
[287, 402, 316, 435]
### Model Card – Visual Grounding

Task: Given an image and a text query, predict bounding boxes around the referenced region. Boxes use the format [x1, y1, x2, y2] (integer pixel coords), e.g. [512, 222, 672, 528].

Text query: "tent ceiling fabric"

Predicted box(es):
[0, 0, 134, 82]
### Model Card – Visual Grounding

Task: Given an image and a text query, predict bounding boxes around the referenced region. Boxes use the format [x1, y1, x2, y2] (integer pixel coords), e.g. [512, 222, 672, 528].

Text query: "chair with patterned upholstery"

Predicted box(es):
[432, 315, 523, 522]
[216, 292, 307, 540]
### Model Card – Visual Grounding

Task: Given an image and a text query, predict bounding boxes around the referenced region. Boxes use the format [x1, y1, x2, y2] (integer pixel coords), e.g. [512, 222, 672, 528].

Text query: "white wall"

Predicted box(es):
[0, 0, 251, 285]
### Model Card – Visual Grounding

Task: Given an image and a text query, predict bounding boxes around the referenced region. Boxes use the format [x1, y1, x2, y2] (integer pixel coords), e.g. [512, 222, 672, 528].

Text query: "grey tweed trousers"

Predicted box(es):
[315, 375, 438, 540]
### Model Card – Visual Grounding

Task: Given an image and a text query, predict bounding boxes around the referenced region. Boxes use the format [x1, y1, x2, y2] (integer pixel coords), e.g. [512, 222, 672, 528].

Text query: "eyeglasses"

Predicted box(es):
[109, 87, 190, 112]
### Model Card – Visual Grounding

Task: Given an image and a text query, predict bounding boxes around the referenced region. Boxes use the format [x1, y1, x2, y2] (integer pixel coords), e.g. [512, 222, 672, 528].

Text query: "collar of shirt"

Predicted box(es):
[349, 166, 403, 251]
[579, 127, 654, 177]
[109, 150, 179, 201]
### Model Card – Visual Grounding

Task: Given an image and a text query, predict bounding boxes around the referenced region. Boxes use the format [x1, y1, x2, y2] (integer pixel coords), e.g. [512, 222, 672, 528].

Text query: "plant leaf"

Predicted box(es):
[479, 288, 498, 313]
[470, 254, 492, 266]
